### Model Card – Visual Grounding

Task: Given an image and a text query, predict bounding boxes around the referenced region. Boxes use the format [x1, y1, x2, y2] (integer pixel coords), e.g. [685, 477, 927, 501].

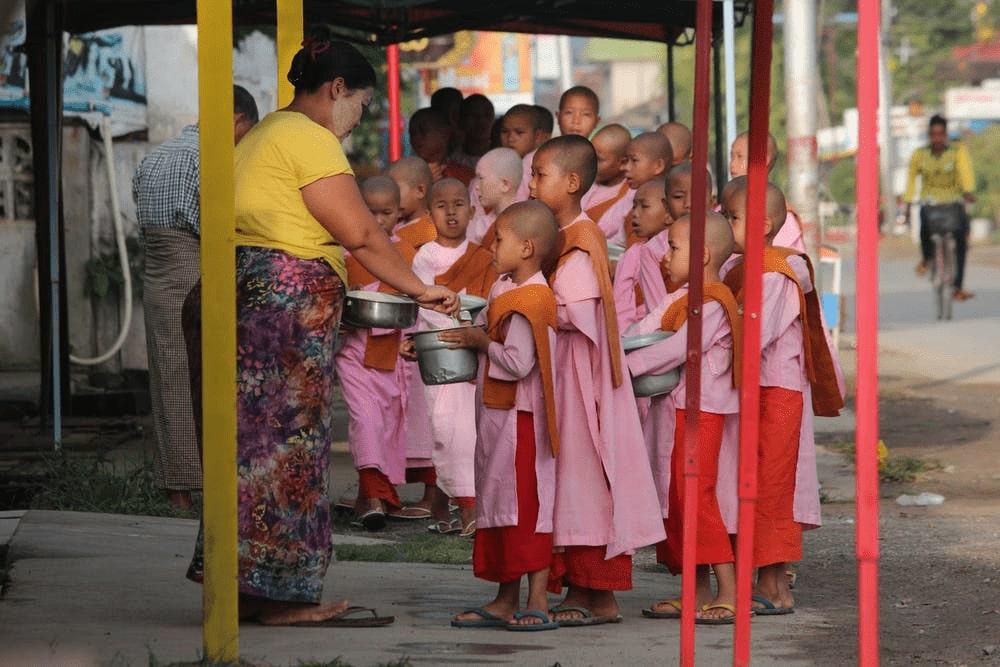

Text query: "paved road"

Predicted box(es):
[836, 241, 1000, 385]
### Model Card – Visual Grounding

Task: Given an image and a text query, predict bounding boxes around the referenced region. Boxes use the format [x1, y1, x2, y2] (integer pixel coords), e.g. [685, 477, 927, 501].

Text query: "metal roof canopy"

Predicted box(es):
[62, 0, 751, 44]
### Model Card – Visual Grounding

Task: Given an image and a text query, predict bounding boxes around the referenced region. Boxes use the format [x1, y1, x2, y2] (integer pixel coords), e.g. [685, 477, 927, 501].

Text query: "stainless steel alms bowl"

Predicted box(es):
[459, 294, 488, 322]
[622, 331, 682, 398]
[343, 291, 418, 329]
[410, 326, 480, 385]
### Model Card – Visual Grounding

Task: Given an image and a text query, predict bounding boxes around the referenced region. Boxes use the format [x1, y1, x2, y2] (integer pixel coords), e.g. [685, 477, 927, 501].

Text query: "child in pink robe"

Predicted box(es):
[626, 212, 741, 623]
[530, 136, 665, 627]
[499, 105, 547, 202]
[468, 147, 524, 245]
[613, 178, 672, 331]
[443, 201, 561, 631]
[582, 124, 633, 240]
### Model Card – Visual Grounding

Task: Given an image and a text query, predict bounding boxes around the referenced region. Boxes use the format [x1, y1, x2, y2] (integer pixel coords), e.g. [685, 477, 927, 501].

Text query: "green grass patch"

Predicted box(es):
[831, 442, 942, 483]
[335, 533, 472, 565]
[31, 454, 200, 519]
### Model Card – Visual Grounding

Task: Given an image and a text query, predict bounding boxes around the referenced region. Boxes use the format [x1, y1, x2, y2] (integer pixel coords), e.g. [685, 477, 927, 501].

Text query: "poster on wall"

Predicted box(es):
[0, 3, 148, 136]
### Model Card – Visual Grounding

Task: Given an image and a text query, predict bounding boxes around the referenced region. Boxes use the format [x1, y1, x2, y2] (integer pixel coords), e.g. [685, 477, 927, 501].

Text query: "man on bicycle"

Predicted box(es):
[899, 114, 977, 301]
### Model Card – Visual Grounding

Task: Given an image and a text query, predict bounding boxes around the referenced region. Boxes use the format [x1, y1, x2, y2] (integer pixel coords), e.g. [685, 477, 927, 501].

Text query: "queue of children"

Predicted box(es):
[333, 84, 844, 632]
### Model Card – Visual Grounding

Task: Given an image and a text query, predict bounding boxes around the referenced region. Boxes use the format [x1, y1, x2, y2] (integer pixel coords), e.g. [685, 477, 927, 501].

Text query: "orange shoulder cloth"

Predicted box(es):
[723, 246, 844, 416]
[395, 215, 437, 249]
[345, 240, 417, 372]
[555, 219, 624, 387]
[482, 284, 560, 455]
[435, 242, 499, 299]
[585, 181, 630, 227]
[660, 282, 743, 388]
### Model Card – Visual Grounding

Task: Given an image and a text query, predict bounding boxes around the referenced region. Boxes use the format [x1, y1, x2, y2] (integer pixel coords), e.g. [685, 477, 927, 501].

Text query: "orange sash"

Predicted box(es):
[479, 219, 498, 252]
[483, 284, 560, 455]
[434, 242, 499, 299]
[585, 181, 630, 226]
[660, 282, 743, 388]
[723, 247, 844, 416]
[554, 218, 624, 387]
[395, 214, 437, 249]
[345, 240, 417, 372]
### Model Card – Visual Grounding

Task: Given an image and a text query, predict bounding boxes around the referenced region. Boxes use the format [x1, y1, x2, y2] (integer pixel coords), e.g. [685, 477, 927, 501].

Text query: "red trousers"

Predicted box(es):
[474, 412, 553, 583]
[660, 409, 733, 574]
[549, 547, 633, 593]
[405, 466, 437, 487]
[754, 387, 804, 568]
[357, 468, 402, 509]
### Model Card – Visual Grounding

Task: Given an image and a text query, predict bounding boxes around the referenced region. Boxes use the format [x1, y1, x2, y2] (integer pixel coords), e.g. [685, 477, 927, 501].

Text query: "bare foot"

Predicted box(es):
[453, 600, 517, 623]
[256, 599, 351, 626]
[697, 598, 736, 621]
[587, 590, 621, 620]
[754, 563, 795, 611]
[508, 605, 552, 626]
[551, 586, 591, 622]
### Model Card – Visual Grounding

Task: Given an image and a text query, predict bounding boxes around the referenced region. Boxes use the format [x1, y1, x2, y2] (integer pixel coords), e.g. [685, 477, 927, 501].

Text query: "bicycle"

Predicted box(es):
[921, 202, 964, 321]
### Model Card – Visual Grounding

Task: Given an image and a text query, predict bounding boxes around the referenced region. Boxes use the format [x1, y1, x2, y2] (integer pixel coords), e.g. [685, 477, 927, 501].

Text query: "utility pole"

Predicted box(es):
[880, 0, 896, 231]
[783, 0, 821, 262]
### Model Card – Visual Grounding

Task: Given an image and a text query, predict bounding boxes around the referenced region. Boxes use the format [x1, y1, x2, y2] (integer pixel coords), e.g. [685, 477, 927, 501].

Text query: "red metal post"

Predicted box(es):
[732, 1, 774, 664]
[680, 0, 713, 664]
[855, 1, 881, 665]
[387, 43, 402, 162]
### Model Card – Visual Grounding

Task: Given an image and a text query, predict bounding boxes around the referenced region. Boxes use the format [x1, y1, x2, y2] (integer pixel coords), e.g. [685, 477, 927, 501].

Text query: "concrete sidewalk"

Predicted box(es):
[0, 510, 826, 666]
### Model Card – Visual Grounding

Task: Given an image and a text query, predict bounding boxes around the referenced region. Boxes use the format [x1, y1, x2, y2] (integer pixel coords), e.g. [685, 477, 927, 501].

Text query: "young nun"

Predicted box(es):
[444, 201, 562, 631]
[388, 156, 438, 249]
[531, 135, 664, 626]
[468, 147, 524, 245]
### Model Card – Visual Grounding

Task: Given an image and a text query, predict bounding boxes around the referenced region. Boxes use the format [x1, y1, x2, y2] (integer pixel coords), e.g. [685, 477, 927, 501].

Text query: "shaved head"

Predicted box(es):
[673, 210, 735, 271]
[657, 122, 693, 162]
[360, 175, 400, 203]
[724, 175, 788, 229]
[478, 147, 523, 186]
[630, 131, 674, 163]
[667, 161, 715, 198]
[638, 177, 667, 199]
[592, 123, 632, 155]
[733, 131, 779, 169]
[429, 177, 470, 202]
[505, 104, 542, 132]
[497, 200, 560, 265]
[387, 156, 433, 191]
[536, 135, 598, 192]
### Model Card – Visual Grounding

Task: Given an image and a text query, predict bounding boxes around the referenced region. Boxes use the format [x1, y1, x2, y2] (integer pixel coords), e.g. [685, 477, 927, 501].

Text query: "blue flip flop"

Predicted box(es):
[451, 607, 508, 628]
[507, 610, 559, 632]
[752, 595, 794, 616]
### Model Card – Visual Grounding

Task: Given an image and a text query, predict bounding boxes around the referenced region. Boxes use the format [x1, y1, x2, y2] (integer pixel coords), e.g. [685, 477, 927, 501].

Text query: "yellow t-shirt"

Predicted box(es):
[234, 111, 353, 282]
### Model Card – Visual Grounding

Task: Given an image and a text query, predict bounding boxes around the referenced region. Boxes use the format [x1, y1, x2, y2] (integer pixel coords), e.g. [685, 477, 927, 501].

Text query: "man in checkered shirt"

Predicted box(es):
[132, 85, 258, 510]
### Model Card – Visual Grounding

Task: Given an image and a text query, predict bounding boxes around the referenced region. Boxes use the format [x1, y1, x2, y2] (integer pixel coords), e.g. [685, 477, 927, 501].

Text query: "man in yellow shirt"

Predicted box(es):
[900, 115, 977, 301]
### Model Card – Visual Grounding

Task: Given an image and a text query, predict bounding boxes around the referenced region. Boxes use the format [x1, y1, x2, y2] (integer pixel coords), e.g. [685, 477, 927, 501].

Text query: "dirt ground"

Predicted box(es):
[799, 371, 1000, 665]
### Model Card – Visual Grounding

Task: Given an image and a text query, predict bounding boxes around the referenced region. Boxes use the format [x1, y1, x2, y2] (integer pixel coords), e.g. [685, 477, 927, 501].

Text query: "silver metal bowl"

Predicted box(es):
[343, 290, 418, 329]
[410, 327, 479, 385]
[607, 243, 626, 263]
[459, 294, 488, 322]
[623, 331, 682, 397]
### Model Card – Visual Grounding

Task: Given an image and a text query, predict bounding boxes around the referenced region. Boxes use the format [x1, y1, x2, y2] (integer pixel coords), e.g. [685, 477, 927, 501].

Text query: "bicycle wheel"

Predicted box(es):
[932, 234, 946, 320]
[942, 234, 956, 320]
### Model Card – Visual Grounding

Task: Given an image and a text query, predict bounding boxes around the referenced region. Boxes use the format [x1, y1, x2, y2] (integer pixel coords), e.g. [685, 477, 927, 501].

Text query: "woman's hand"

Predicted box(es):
[437, 324, 490, 352]
[399, 338, 418, 362]
[415, 284, 460, 317]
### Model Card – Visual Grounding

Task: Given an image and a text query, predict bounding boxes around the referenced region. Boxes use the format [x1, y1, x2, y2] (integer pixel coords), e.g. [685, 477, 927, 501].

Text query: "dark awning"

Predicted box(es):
[61, 0, 751, 43]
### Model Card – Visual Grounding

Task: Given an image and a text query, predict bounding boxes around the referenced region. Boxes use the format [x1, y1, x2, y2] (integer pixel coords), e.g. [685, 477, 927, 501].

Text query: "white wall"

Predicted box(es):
[609, 61, 662, 117]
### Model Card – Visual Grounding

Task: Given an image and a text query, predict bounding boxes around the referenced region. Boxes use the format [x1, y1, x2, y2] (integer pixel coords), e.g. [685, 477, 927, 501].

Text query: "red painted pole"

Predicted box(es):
[855, 1, 881, 665]
[387, 43, 402, 162]
[680, 0, 713, 664]
[732, 1, 774, 664]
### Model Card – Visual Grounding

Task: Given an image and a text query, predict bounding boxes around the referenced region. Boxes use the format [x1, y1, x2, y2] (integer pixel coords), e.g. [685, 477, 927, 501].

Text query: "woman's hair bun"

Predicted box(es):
[286, 26, 376, 94]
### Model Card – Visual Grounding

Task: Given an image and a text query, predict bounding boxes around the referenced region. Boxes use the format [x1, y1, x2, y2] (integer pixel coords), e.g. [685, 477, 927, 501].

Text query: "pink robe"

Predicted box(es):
[627, 294, 739, 525]
[516, 149, 537, 201]
[582, 180, 626, 210]
[774, 209, 807, 253]
[411, 240, 478, 498]
[551, 219, 665, 558]
[595, 188, 636, 245]
[334, 277, 409, 484]
[475, 272, 557, 530]
[612, 230, 671, 332]
[467, 206, 496, 246]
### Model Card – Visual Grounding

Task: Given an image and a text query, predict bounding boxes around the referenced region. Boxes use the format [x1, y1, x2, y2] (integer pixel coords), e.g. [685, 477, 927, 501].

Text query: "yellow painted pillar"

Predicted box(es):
[276, 0, 304, 107]
[196, 0, 239, 661]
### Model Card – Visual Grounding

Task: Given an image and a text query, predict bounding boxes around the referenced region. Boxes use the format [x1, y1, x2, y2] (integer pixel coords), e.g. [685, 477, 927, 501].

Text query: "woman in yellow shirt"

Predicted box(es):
[183, 29, 456, 627]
